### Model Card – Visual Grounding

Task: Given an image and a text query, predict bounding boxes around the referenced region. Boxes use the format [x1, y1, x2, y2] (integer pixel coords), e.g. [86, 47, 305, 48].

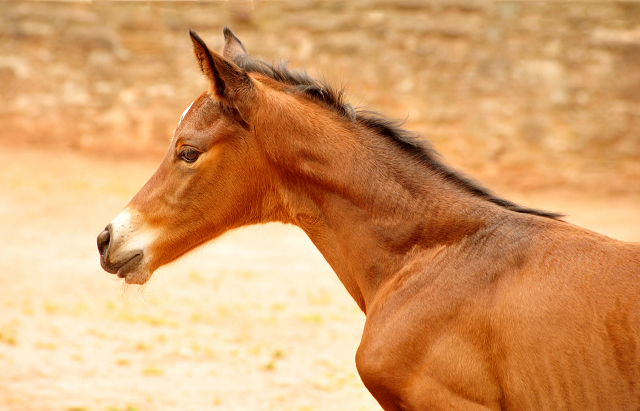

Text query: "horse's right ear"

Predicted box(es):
[189, 29, 253, 107]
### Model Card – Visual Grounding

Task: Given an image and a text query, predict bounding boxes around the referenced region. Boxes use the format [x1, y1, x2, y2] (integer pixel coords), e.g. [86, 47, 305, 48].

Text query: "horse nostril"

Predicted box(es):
[97, 225, 112, 257]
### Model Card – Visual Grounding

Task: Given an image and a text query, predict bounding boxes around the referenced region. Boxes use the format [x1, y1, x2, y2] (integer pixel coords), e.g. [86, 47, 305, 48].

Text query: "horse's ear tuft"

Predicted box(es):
[189, 29, 253, 107]
[222, 26, 248, 63]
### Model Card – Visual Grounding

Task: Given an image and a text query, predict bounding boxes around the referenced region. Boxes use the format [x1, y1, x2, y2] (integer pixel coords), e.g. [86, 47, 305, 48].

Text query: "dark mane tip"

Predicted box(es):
[237, 56, 561, 220]
[354, 111, 562, 220]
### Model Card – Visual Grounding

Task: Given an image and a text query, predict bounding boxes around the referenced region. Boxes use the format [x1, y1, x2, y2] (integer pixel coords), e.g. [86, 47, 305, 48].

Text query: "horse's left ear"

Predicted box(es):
[189, 29, 253, 108]
[222, 26, 248, 63]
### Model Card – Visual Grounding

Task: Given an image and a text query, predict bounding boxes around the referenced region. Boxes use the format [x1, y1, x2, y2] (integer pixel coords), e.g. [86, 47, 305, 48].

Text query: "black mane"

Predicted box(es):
[234, 55, 562, 220]
[234, 55, 356, 120]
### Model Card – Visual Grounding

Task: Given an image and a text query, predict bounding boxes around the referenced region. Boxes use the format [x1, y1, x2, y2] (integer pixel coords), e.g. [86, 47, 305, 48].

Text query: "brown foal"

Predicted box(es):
[97, 28, 640, 410]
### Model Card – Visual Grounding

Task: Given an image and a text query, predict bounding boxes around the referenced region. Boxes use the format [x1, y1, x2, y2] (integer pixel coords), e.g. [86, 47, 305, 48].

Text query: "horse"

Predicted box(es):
[97, 28, 640, 410]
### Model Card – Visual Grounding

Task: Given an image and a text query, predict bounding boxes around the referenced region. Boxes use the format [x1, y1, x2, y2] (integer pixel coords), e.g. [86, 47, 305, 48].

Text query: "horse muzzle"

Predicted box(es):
[98, 224, 143, 275]
[97, 208, 155, 284]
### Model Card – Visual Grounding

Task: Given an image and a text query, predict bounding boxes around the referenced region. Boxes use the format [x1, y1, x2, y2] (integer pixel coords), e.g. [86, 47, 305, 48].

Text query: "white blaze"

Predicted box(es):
[178, 100, 194, 126]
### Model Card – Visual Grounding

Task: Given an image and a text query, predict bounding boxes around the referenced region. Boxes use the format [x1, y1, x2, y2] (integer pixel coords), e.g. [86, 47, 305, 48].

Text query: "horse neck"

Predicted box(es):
[261, 109, 499, 313]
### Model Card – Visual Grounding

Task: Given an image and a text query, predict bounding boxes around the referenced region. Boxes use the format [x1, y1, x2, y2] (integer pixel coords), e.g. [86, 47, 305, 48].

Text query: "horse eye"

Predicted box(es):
[180, 147, 201, 163]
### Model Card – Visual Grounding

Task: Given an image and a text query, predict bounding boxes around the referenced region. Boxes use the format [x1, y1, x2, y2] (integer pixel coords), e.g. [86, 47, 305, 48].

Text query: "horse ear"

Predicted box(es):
[222, 26, 248, 62]
[189, 29, 253, 106]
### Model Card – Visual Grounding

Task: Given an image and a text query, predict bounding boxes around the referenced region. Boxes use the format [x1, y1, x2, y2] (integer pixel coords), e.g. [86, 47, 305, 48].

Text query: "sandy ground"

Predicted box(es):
[0, 147, 639, 411]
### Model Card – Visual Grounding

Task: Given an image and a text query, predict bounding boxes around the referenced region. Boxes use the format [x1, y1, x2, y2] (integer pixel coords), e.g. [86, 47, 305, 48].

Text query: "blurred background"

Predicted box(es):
[2, 0, 640, 190]
[0, 1, 639, 411]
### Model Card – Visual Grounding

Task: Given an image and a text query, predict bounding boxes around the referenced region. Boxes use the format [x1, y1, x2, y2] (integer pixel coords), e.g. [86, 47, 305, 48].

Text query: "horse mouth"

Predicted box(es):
[100, 251, 144, 282]
[116, 253, 143, 278]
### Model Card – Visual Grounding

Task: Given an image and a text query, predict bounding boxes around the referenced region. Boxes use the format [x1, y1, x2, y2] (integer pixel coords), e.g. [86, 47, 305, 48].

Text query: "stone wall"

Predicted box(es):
[1, 1, 639, 190]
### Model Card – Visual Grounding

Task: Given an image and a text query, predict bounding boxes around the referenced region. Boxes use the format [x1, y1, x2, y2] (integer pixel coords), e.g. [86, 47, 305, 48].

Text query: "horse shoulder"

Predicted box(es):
[487, 221, 640, 409]
[357, 244, 506, 410]
[358, 217, 640, 410]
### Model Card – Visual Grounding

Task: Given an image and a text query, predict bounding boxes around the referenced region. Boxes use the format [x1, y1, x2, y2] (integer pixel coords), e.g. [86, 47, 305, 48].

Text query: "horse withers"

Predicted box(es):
[97, 28, 640, 410]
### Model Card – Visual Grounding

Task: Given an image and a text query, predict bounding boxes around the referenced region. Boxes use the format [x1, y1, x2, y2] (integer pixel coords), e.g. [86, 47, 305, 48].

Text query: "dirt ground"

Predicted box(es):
[0, 147, 639, 411]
